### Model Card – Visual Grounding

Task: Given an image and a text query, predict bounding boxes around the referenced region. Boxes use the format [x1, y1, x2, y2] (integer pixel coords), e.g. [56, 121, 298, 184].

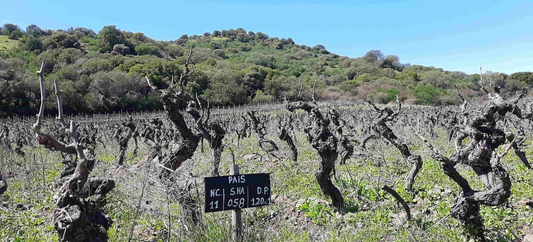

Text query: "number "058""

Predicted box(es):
[227, 198, 245, 208]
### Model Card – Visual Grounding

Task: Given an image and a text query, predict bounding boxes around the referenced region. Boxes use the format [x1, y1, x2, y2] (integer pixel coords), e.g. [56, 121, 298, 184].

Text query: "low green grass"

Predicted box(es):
[1, 112, 533, 241]
[0, 35, 19, 52]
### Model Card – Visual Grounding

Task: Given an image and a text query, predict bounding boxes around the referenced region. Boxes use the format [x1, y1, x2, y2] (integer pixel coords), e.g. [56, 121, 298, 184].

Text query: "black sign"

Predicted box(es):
[205, 173, 270, 213]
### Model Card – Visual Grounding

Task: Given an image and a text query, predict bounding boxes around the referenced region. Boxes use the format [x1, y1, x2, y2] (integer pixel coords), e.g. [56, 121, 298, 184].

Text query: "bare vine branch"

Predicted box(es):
[54, 80, 67, 128]
[382, 185, 411, 221]
[32, 60, 46, 134]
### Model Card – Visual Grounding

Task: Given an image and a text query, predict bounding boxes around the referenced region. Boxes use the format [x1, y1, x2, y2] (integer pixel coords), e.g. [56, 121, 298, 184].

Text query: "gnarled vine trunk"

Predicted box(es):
[32, 63, 115, 241]
[278, 116, 298, 162]
[362, 100, 423, 192]
[287, 101, 345, 213]
[419, 83, 533, 240]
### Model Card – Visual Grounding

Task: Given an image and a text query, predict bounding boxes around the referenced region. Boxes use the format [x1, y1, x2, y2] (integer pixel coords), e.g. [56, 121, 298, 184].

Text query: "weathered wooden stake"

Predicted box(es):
[231, 164, 242, 242]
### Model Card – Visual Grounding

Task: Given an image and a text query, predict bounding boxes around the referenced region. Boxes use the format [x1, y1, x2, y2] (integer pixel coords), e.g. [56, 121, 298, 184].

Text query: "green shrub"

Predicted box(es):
[25, 37, 42, 51]
[414, 85, 441, 105]
[252, 90, 275, 103]
[374, 88, 399, 104]
[8, 30, 22, 40]
[135, 43, 161, 57]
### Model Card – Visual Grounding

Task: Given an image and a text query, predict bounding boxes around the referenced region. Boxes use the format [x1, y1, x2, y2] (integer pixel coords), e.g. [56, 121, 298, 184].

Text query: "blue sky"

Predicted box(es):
[1, 0, 531, 74]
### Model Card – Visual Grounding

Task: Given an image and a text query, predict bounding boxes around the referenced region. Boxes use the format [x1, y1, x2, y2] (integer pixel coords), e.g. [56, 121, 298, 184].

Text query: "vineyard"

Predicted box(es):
[2, 58, 533, 242]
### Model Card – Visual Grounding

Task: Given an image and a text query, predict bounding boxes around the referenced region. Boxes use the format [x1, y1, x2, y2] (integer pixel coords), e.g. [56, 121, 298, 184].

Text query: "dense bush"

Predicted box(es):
[414, 85, 441, 105]
[374, 88, 399, 104]
[25, 36, 42, 51]
[135, 43, 161, 57]
[510, 72, 533, 85]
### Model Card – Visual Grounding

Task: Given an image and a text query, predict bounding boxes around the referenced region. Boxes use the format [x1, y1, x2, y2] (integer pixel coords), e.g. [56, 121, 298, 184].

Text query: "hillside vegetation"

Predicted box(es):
[1, 23, 533, 117]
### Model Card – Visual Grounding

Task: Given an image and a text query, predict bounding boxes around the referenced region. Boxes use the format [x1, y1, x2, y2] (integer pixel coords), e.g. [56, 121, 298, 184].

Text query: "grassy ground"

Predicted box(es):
[0, 35, 19, 52]
[1, 117, 533, 241]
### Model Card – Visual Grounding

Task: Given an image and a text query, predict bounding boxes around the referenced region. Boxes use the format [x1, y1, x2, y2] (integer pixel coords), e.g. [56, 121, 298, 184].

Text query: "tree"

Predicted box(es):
[8, 30, 22, 40]
[42, 38, 58, 50]
[419, 70, 453, 89]
[264, 75, 294, 98]
[26, 24, 45, 36]
[50, 31, 79, 48]
[237, 32, 249, 42]
[363, 50, 384, 65]
[73, 27, 96, 38]
[51, 31, 68, 43]
[204, 69, 249, 104]
[380, 55, 403, 71]
[312, 44, 326, 50]
[61, 35, 79, 48]
[112, 44, 130, 55]
[2, 23, 19, 35]
[89, 71, 147, 111]
[239, 71, 265, 99]
[98, 25, 126, 52]
[282, 38, 295, 46]
[255, 32, 268, 40]
[176, 34, 188, 45]
[131, 32, 148, 44]
[164, 44, 184, 58]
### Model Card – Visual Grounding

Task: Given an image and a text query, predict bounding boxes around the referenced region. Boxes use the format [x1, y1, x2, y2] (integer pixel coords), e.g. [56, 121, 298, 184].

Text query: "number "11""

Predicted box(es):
[209, 200, 219, 209]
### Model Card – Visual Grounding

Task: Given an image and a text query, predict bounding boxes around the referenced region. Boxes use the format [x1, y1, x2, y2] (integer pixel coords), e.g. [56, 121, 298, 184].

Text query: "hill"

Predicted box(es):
[0, 23, 532, 116]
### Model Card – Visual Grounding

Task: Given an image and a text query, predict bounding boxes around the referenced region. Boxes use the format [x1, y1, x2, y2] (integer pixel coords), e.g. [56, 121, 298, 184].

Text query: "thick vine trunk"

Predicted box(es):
[315, 142, 344, 212]
[115, 119, 135, 166]
[32, 64, 115, 241]
[404, 155, 422, 191]
[116, 147, 127, 166]
[278, 125, 298, 161]
[53, 156, 115, 241]
[212, 146, 223, 176]
[287, 101, 345, 213]
[1, 126, 11, 150]
[248, 111, 279, 156]
[159, 138, 200, 178]
[203, 121, 226, 177]
[209, 133, 224, 177]
[144, 49, 207, 226]
[365, 101, 423, 192]
[418, 86, 532, 240]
